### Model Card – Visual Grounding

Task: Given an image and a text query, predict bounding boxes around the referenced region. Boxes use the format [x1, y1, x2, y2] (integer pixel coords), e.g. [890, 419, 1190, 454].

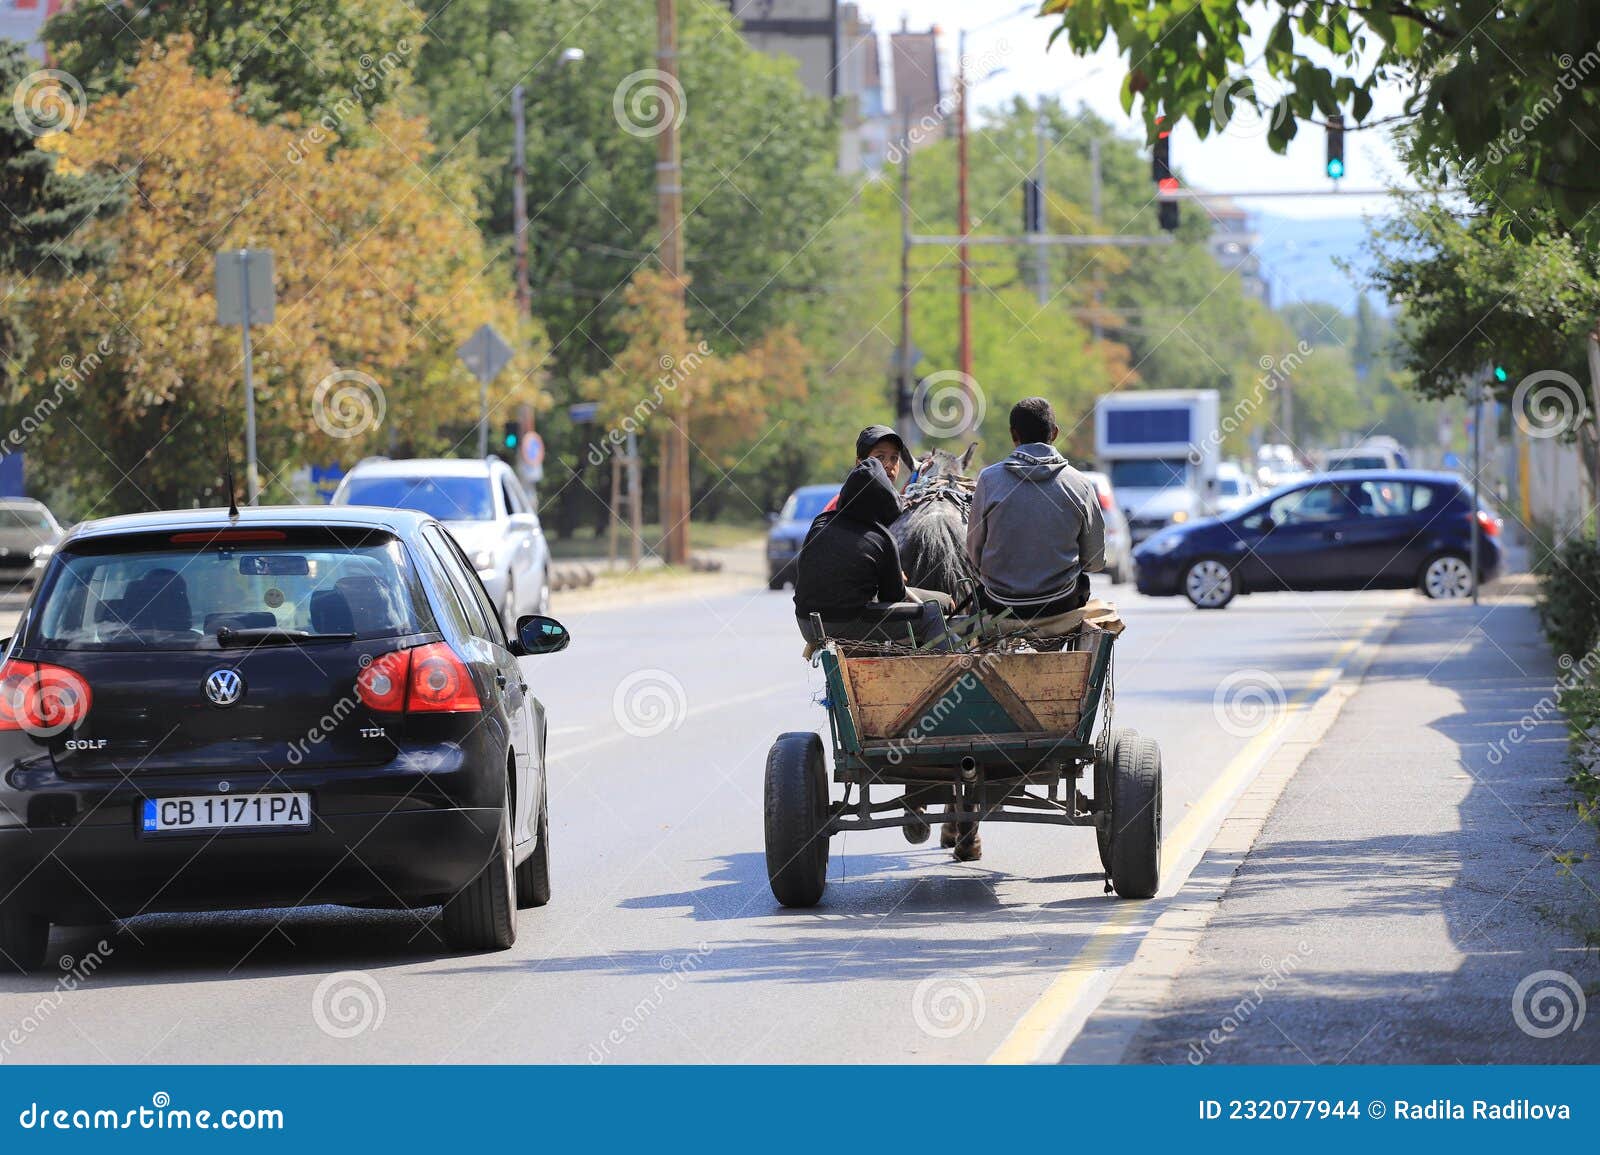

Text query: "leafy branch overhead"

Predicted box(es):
[1043, 0, 1600, 241]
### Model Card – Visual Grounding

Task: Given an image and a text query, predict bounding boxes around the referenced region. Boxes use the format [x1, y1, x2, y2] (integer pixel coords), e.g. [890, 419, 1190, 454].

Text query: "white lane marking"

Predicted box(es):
[547, 683, 796, 764]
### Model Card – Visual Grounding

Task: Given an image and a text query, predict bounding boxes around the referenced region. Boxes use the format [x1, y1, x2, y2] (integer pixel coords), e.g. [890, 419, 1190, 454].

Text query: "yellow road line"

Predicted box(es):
[986, 619, 1387, 1064]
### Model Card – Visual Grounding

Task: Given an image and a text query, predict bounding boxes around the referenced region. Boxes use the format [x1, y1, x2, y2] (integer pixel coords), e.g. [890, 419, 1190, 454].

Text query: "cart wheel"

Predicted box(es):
[764, 732, 830, 907]
[1095, 728, 1138, 875]
[1108, 731, 1162, 899]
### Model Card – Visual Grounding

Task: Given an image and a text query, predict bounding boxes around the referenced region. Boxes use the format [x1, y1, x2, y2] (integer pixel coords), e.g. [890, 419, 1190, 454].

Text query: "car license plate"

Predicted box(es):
[141, 793, 312, 834]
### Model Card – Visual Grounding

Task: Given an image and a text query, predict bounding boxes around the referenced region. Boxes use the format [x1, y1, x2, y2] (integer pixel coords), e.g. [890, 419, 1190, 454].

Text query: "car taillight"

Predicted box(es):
[1097, 488, 1114, 511]
[356, 643, 481, 714]
[1475, 509, 1501, 537]
[0, 659, 92, 737]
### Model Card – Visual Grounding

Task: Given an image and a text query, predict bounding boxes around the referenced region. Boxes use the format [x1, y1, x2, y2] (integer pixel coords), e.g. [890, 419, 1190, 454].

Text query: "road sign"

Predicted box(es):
[568, 401, 600, 424]
[457, 324, 513, 384]
[458, 324, 514, 456]
[214, 250, 275, 325]
[521, 432, 544, 469]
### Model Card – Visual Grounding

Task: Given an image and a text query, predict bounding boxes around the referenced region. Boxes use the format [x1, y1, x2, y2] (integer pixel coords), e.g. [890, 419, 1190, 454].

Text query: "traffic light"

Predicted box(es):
[1325, 114, 1345, 180]
[502, 420, 519, 451]
[1493, 364, 1509, 383]
[1153, 116, 1179, 232]
[1023, 178, 1043, 233]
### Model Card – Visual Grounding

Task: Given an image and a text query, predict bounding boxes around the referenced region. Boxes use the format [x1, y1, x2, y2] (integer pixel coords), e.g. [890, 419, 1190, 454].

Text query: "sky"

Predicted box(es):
[853, 1, 1416, 224]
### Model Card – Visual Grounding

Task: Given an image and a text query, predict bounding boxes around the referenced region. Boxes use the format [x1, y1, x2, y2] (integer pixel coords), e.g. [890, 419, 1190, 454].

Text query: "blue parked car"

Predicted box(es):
[767, 483, 841, 590]
[1133, 470, 1502, 609]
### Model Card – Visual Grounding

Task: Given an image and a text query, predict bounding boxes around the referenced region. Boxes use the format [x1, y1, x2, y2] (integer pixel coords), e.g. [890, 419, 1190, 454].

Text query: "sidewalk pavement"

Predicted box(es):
[1079, 578, 1600, 1064]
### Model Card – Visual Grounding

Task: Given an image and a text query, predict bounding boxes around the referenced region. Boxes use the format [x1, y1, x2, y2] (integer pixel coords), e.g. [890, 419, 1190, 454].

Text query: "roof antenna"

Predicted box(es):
[219, 404, 241, 519]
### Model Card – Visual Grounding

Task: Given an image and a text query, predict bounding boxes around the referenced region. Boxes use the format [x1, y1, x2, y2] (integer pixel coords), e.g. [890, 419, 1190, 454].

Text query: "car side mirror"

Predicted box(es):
[507, 513, 538, 532]
[1258, 515, 1276, 532]
[766, 511, 779, 524]
[515, 614, 571, 656]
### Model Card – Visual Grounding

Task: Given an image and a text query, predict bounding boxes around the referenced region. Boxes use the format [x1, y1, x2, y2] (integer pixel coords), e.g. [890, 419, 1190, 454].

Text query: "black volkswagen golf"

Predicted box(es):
[0, 506, 570, 971]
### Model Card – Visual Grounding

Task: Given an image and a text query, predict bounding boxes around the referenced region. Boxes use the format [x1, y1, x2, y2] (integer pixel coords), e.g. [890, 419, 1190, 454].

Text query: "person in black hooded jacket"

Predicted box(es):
[793, 456, 907, 617]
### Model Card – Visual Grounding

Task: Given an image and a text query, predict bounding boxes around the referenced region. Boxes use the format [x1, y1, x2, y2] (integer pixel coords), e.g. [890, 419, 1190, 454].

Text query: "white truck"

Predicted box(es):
[1094, 389, 1221, 544]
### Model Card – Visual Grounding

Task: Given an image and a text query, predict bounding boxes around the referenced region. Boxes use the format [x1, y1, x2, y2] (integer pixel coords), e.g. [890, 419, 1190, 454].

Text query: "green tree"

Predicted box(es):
[0, 39, 125, 387]
[1043, 0, 1600, 244]
[45, 0, 421, 125]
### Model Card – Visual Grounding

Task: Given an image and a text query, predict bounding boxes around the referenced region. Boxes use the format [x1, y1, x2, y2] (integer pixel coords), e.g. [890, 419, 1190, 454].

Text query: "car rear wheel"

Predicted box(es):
[442, 802, 518, 951]
[500, 578, 520, 639]
[536, 568, 551, 614]
[1420, 552, 1474, 599]
[1183, 558, 1236, 609]
[515, 794, 552, 909]
[0, 903, 49, 974]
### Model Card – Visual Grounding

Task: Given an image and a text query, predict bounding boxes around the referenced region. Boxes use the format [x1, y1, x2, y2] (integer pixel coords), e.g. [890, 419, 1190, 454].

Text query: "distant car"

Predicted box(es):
[0, 498, 64, 585]
[1133, 470, 1501, 609]
[767, 483, 841, 590]
[1324, 438, 1410, 473]
[1211, 463, 1260, 515]
[1079, 470, 1134, 585]
[333, 457, 549, 635]
[0, 505, 571, 970]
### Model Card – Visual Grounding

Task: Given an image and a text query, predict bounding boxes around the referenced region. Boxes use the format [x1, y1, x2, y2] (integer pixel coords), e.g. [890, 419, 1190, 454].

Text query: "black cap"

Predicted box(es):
[855, 425, 914, 474]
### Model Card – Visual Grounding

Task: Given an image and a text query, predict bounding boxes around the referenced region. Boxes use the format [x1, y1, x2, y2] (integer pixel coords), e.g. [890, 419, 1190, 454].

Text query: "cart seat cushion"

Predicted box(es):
[796, 601, 950, 647]
[978, 597, 1125, 641]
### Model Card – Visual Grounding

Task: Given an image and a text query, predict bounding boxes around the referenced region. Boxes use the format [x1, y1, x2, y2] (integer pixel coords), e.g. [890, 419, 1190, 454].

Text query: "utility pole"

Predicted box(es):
[512, 84, 529, 319]
[1090, 136, 1103, 343]
[1031, 96, 1048, 305]
[1471, 374, 1483, 606]
[955, 29, 973, 388]
[657, 0, 690, 566]
[897, 106, 915, 447]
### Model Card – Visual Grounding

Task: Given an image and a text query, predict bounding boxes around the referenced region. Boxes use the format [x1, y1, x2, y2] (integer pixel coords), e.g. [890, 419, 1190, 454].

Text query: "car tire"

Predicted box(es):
[763, 732, 830, 907]
[1419, 552, 1474, 599]
[0, 903, 49, 974]
[515, 794, 552, 909]
[1108, 731, 1162, 899]
[442, 801, 518, 951]
[536, 567, 551, 614]
[500, 578, 520, 640]
[1183, 557, 1237, 609]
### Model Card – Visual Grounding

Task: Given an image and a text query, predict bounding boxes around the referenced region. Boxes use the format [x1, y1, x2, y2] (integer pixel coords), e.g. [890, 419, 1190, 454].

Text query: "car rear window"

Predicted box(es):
[29, 533, 430, 651]
[340, 474, 494, 521]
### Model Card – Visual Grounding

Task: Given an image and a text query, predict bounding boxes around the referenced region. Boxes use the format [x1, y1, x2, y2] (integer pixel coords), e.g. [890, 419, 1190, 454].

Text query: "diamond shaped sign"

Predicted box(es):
[457, 323, 514, 384]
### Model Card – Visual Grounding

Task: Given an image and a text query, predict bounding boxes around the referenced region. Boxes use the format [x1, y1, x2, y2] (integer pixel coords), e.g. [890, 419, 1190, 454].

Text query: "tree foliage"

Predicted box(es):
[22, 43, 541, 515]
[1043, 0, 1600, 244]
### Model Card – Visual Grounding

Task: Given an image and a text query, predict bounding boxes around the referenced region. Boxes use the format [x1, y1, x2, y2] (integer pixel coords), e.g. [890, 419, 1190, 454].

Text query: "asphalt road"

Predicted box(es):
[0, 577, 1414, 1063]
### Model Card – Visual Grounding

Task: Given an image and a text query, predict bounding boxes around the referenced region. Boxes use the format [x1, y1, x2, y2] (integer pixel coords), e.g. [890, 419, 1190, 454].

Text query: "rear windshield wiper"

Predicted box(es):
[215, 626, 357, 648]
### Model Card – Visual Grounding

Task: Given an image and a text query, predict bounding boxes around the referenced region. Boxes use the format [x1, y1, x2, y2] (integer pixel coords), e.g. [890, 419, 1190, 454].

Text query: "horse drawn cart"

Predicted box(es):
[763, 609, 1163, 906]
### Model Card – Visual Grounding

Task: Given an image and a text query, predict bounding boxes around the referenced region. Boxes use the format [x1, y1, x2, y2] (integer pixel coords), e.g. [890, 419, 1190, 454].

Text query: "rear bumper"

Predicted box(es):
[0, 807, 500, 922]
[0, 741, 506, 921]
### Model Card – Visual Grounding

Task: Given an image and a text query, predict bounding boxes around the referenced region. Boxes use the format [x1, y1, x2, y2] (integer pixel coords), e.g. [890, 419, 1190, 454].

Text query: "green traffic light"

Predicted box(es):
[1326, 157, 1345, 179]
[504, 432, 518, 448]
[1493, 365, 1508, 383]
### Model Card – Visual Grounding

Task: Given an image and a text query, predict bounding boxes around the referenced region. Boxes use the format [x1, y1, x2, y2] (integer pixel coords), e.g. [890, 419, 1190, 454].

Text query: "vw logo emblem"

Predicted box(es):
[204, 668, 244, 707]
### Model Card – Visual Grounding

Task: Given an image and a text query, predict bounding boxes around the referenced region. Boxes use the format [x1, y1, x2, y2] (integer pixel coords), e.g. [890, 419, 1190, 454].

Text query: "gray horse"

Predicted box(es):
[889, 444, 979, 598]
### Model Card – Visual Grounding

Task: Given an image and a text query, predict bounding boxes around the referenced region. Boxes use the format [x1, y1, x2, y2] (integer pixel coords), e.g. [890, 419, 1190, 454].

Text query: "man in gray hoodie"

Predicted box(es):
[967, 397, 1106, 618]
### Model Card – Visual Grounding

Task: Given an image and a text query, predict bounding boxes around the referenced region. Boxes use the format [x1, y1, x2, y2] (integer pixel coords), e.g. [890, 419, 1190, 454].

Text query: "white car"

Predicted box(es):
[332, 457, 551, 635]
[1211, 463, 1260, 515]
[1079, 470, 1134, 585]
